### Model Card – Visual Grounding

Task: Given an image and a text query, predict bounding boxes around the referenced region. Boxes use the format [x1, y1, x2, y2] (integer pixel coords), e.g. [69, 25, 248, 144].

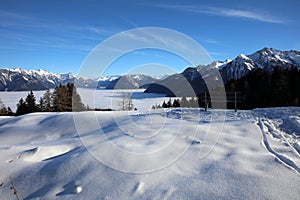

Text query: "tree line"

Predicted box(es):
[225, 66, 300, 109]
[0, 98, 14, 116]
[153, 66, 300, 110]
[152, 97, 199, 109]
[0, 83, 86, 116]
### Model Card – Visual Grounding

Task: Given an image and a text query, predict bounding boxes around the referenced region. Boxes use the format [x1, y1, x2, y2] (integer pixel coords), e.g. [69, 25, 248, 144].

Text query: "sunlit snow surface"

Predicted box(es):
[0, 107, 299, 199]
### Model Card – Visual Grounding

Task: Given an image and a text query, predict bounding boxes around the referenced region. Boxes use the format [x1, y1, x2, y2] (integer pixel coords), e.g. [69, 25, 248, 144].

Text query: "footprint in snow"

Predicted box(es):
[133, 181, 145, 195]
[56, 180, 82, 196]
[185, 136, 202, 145]
[162, 187, 175, 200]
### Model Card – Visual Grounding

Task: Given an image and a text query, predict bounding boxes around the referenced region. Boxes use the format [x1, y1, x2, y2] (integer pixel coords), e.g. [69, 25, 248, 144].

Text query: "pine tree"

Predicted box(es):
[25, 91, 37, 113]
[162, 101, 167, 108]
[167, 100, 172, 108]
[7, 107, 14, 116]
[0, 99, 6, 116]
[52, 84, 85, 112]
[52, 84, 67, 112]
[16, 98, 28, 115]
[69, 83, 85, 111]
[172, 99, 181, 107]
[0, 106, 7, 116]
[39, 97, 44, 112]
[42, 89, 52, 112]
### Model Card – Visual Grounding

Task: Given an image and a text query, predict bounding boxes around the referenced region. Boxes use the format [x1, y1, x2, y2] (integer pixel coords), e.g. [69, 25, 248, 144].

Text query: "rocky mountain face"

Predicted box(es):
[145, 48, 300, 96]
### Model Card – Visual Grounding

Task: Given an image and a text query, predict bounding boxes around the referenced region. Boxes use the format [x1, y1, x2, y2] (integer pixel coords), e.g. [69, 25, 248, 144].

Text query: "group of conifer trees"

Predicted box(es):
[152, 97, 200, 109]
[0, 99, 14, 116]
[12, 83, 85, 116]
[225, 66, 300, 109]
[153, 66, 300, 110]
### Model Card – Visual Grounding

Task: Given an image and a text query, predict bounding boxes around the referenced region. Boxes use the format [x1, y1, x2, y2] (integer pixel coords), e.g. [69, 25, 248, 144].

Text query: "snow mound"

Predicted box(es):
[17, 145, 73, 162]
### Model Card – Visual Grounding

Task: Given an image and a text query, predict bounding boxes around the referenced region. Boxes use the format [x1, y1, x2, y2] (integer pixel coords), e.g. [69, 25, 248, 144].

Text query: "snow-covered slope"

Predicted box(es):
[0, 108, 299, 199]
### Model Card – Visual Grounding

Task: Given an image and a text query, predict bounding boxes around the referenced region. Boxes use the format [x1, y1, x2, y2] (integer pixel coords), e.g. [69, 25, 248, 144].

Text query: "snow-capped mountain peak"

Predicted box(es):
[222, 48, 300, 80]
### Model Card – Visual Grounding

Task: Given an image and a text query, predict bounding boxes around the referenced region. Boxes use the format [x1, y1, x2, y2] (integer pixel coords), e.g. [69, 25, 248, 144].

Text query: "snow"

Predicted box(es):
[22, 76, 29, 81]
[288, 51, 300, 66]
[10, 68, 23, 73]
[239, 54, 250, 60]
[215, 59, 231, 69]
[244, 62, 254, 70]
[9, 68, 59, 78]
[97, 76, 120, 82]
[0, 107, 299, 199]
[274, 55, 289, 63]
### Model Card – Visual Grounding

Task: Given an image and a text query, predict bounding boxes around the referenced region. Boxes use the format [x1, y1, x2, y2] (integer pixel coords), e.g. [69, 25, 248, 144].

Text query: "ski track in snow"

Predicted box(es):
[255, 108, 300, 173]
[257, 118, 300, 173]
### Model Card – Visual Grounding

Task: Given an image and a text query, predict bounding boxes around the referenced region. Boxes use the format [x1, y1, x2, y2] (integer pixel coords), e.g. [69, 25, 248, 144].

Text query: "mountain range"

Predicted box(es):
[0, 68, 158, 91]
[1, 48, 299, 92]
[145, 48, 300, 96]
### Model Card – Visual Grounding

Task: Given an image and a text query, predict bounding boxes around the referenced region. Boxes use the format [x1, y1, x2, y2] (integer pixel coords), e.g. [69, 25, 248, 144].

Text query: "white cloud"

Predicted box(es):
[154, 5, 287, 24]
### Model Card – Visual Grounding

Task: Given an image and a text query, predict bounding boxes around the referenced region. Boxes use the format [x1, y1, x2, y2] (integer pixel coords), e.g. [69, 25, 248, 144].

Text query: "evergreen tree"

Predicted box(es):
[52, 83, 85, 112]
[7, 107, 14, 116]
[39, 97, 44, 112]
[167, 100, 172, 108]
[0, 98, 7, 116]
[52, 84, 67, 112]
[16, 98, 28, 115]
[42, 89, 52, 111]
[0, 106, 7, 116]
[172, 99, 181, 107]
[25, 91, 37, 113]
[223, 66, 300, 109]
[162, 101, 168, 108]
[69, 84, 85, 111]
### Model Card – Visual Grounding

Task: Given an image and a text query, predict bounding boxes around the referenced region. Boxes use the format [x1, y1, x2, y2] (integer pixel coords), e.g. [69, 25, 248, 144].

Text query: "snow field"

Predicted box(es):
[0, 108, 299, 199]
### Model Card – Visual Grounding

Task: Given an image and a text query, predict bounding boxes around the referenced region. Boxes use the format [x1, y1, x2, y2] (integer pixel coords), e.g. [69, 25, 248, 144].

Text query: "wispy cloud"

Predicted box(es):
[0, 10, 120, 52]
[154, 5, 287, 24]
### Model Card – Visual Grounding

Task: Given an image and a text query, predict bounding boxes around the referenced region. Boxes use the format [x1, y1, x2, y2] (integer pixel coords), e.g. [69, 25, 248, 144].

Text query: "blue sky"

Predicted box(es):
[0, 0, 299, 76]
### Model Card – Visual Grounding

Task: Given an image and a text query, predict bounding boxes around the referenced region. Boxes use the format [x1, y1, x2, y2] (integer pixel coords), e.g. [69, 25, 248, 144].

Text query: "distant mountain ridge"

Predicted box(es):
[0, 68, 159, 91]
[145, 48, 300, 96]
[105, 74, 157, 89]
[0, 68, 98, 91]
